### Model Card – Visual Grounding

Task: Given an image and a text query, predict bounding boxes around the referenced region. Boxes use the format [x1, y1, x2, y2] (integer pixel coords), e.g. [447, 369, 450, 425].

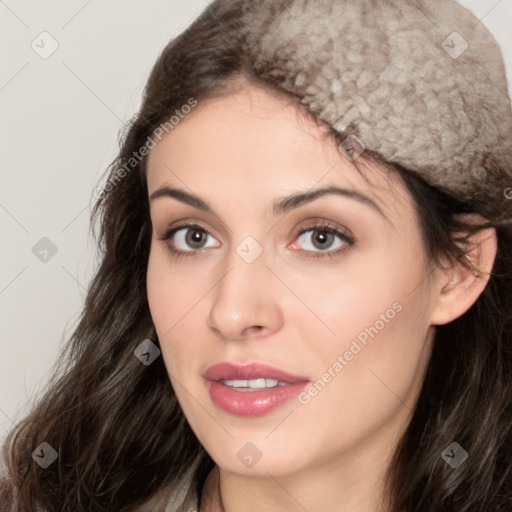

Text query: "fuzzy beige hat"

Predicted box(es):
[198, 0, 512, 204]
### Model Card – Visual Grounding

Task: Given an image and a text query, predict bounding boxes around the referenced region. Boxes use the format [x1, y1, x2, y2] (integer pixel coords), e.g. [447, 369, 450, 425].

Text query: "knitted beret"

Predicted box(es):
[198, 0, 512, 205]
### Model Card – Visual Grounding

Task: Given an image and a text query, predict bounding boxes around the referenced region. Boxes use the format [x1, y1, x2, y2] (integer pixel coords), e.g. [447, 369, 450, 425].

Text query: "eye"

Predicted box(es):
[290, 222, 354, 257]
[159, 224, 220, 254]
[158, 221, 354, 259]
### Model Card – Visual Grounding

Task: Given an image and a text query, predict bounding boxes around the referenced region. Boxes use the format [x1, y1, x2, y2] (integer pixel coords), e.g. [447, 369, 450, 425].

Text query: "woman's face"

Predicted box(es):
[146, 85, 440, 477]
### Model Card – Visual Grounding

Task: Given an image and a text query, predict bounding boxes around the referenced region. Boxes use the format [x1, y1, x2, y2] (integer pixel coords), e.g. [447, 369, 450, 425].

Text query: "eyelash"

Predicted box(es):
[157, 221, 356, 260]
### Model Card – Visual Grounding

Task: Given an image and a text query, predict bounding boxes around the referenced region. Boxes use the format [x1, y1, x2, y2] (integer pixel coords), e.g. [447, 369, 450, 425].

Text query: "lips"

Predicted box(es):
[203, 362, 307, 383]
[203, 363, 310, 417]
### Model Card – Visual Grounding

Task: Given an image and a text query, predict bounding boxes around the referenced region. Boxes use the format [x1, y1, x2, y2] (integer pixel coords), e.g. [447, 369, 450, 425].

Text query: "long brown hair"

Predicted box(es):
[1, 2, 511, 511]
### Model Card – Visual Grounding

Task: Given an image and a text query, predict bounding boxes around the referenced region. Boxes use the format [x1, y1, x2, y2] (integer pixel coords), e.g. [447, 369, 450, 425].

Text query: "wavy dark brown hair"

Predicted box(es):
[1, 1, 511, 511]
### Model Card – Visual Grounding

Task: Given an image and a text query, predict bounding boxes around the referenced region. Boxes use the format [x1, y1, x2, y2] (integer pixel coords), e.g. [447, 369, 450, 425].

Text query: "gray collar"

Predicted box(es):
[165, 456, 202, 511]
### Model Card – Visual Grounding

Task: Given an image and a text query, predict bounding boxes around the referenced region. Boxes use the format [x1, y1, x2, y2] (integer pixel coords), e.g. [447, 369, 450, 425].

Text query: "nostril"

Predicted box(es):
[247, 325, 264, 335]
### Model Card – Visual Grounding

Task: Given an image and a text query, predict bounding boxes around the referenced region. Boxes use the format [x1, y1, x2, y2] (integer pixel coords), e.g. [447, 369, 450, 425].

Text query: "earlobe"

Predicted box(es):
[430, 217, 498, 326]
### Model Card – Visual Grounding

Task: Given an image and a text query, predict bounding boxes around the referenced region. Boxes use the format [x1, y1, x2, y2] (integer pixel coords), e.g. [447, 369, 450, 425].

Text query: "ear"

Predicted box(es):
[430, 214, 498, 326]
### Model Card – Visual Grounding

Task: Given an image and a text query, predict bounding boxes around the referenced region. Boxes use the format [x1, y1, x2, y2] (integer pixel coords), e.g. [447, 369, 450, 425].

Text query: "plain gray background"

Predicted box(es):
[1, 0, 511, 444]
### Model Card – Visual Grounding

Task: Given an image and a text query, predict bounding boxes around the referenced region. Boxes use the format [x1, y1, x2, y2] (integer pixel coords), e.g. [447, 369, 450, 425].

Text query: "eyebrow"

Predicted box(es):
[149, 185, 390, 223]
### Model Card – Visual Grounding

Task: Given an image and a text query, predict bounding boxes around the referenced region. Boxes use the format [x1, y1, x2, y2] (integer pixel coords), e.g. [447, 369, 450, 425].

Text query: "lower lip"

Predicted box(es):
[207, 380, 309, 417]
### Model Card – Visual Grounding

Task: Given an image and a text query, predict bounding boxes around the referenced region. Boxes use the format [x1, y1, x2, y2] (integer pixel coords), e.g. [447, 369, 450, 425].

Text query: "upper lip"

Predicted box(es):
[203, 362, 309, 384]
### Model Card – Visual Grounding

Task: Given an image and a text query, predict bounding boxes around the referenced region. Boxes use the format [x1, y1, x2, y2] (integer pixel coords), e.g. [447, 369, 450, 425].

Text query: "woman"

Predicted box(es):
[1, 0, 511, 510]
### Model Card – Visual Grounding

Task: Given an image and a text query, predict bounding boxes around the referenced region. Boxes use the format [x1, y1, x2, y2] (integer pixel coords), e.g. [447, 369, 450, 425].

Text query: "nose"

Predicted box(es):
[207, 256, 284, 341]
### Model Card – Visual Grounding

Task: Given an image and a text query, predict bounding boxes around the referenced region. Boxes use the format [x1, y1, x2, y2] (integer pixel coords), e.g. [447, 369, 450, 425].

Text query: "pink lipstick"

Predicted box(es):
[203, 363, 310, 417]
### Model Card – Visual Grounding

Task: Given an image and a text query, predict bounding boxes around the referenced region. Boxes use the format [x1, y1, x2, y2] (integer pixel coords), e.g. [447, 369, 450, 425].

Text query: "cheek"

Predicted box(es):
[146, 247, 216, 376]
[146, 251, 213, 436]
[147, 247, 207, 328]
[147, 251, 175, 333]
[288, 243, 432, 409]
[147, 250, 186, 364]
[276, 239, 423, 348]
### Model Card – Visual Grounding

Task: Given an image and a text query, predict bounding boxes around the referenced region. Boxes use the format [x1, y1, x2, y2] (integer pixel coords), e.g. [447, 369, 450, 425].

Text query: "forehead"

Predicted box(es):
[146, 85, 411, 224]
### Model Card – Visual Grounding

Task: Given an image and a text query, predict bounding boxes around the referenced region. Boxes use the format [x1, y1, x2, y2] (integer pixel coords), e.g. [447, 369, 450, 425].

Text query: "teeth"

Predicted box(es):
[221, 378, 286, 389]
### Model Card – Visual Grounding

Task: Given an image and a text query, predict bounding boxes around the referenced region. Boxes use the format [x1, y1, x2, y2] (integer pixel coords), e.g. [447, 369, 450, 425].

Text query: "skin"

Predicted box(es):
[145, 83, 497, 512]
